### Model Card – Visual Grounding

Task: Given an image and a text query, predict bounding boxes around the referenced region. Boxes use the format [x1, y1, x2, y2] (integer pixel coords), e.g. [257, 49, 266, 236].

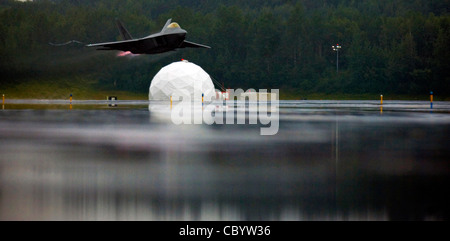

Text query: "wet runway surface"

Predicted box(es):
[0, 100, 449, 220]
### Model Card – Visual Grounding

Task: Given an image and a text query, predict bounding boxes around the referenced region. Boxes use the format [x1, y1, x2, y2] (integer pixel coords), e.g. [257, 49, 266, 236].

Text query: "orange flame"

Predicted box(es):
[117, 51, 140, 57]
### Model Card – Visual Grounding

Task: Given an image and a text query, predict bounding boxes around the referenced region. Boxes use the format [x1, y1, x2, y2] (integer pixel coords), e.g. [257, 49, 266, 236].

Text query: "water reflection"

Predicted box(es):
[0, 100, 449, 220]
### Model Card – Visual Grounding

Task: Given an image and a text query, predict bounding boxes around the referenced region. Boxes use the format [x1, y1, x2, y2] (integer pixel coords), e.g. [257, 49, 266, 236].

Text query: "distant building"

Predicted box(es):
[149, 60, 215, 101]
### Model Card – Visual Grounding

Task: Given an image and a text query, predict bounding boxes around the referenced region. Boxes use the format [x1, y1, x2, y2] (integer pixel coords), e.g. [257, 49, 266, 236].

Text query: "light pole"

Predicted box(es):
[332, 44, 342, 74]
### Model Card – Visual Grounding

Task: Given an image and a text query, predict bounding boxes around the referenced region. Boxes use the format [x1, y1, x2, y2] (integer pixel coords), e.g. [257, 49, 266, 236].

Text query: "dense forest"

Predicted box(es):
[0, 0, 449, 98]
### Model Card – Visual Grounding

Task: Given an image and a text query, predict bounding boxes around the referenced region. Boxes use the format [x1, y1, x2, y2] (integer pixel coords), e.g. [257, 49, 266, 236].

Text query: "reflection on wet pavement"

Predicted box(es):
[0, 100, 449, 220]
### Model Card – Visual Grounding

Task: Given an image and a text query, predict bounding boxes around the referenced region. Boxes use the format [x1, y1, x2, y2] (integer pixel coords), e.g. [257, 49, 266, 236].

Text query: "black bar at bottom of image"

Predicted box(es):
[152, 221, 442, 240]
[8, 221, 443, 240]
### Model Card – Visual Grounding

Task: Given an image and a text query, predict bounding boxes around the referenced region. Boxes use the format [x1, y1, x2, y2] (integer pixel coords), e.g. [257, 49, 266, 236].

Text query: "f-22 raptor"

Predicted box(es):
[87, 19, 210, 54]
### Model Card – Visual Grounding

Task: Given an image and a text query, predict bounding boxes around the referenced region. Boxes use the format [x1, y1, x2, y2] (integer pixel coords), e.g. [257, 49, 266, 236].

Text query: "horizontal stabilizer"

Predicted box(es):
[180, 40, 211, 49]
[49, 40, 85, 46]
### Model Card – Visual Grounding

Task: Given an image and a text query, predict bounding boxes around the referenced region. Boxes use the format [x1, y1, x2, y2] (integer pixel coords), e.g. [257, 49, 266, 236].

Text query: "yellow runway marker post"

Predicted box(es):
[380, 95, 383, 114]
[69, 94, 73, 109]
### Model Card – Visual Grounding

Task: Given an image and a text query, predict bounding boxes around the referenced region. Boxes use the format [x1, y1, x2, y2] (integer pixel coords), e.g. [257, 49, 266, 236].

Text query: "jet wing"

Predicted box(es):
[180, 40, 211, 49]
[86, 39, 142, 52]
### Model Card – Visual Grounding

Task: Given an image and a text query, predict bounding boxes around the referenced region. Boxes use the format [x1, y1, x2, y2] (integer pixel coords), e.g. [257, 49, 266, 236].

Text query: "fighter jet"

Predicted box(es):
[87, 19, 210, 54]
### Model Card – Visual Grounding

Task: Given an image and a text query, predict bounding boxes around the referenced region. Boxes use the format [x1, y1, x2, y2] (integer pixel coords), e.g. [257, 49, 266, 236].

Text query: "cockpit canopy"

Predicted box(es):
[167, 22, 181, 29]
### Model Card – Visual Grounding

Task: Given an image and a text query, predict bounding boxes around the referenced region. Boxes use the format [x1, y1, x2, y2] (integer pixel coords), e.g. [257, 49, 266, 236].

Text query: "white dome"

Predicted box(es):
[149, 60, 215, 101]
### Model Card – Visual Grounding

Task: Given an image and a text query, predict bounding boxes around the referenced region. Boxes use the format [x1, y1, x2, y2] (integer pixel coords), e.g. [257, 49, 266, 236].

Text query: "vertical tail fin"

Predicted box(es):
[161, 18, 172, 32]
[116, 19, 133, 40]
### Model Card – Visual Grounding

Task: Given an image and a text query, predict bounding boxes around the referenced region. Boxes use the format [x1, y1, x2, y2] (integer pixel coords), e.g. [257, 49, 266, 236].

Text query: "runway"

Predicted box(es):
[0, 100, 449, 220]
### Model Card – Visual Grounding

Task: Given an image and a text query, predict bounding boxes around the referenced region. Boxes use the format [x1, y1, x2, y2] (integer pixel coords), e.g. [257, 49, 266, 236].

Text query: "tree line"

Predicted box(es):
[0, 0, 449, 97]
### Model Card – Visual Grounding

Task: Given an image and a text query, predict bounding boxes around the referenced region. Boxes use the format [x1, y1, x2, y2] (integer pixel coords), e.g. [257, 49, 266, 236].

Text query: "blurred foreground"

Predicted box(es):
[0, 100, 449, 220]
